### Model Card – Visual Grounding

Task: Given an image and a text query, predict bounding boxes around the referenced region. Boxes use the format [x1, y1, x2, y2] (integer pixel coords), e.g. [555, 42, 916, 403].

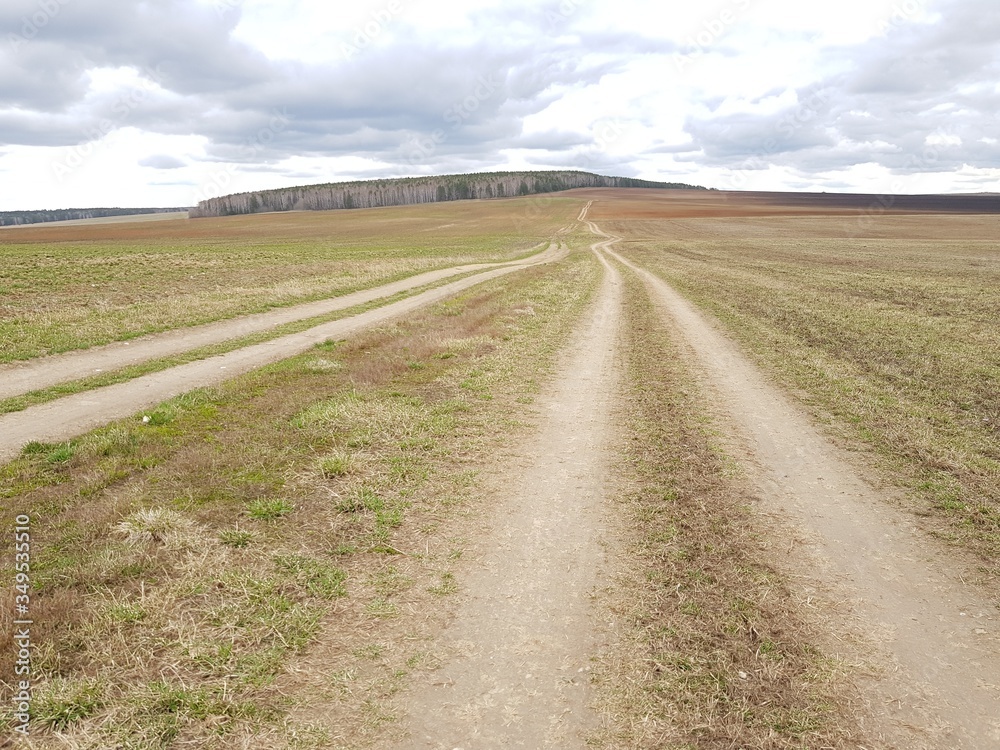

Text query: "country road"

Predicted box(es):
[4, 201, 998, 749]
[391, 206, 1000, 747]
[0, 242, 566, 463]
[390, 218, 621, 749]
[0, 244, 558, 401]
[594, 214, 1000, 748]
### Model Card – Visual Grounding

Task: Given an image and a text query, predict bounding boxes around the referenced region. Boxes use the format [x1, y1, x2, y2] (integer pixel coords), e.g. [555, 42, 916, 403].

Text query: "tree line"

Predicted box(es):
[0, 207, 188, 227]
[190, 171, 705, 218]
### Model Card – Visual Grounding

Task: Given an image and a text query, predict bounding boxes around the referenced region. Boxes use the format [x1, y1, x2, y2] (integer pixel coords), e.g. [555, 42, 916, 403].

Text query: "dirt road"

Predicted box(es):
[600, 236, 1000, 748]
[0, 243, 565, 463]
[388, 215, 620, 749]
[0, 244, 557, 401]
[7, 201, 998, 747]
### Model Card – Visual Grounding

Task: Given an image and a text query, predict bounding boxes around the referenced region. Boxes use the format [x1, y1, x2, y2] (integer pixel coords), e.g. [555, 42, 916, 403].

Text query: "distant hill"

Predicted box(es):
[190, 170, 705, 218]
[0, 207, 188, 227]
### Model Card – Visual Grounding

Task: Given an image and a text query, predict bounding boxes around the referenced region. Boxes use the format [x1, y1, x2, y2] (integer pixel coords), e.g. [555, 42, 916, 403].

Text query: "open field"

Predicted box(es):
[0, 244, 603, 748]
[0, 197, 578, 362]
[591, 192, 1000, 572]
[0, 244, 565, 420]
[2, 189, 999, 748]
[0, 242, 567, 464]
[0, 212, 190, 229]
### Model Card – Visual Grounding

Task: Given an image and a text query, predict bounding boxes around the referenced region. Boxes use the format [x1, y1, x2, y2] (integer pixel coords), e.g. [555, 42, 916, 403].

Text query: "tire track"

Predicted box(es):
[388, 218, 621, 749]
[0, 243, 558, 401]
[600, 233, 1000, 748]
[0, 243, 567, 464]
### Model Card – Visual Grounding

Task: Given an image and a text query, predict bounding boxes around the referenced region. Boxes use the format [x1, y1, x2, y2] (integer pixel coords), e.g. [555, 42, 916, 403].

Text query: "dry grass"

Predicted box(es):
[604, 209, 1000, 576]
[0, 248, 601, 748]
[0, 267, 487, 416]
[590, 268, 869, 749]
[0, 196, 580, 362]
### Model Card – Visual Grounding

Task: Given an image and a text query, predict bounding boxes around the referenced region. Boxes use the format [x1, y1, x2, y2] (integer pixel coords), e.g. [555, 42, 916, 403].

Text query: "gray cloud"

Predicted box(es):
[1, 0, 997, 201]
[0, 0, 656, 169]
[139, 154, 186, 169]
[680, 0, 1000, 185]
[1, 0, 270, 96]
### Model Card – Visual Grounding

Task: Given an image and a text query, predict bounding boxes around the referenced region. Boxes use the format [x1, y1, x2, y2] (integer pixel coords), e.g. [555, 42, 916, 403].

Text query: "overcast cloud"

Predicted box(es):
[0, 0, 997, 208]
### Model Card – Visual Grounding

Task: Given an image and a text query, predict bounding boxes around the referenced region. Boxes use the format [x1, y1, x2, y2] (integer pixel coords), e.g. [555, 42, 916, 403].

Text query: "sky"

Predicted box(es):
[1, 0, 998, 209]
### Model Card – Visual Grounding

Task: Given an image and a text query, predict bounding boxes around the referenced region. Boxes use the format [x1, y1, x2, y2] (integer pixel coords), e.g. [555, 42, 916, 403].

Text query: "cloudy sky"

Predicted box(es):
[1, 0, 998, 209]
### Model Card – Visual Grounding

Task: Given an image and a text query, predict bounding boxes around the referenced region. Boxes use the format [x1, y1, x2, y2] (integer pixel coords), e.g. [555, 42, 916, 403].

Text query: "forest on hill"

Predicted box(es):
[190, 170, 704, 218]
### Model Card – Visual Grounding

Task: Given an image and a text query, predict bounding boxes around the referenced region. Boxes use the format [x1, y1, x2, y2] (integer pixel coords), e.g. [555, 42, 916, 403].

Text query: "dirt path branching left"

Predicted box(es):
[0, 251, 601, 748]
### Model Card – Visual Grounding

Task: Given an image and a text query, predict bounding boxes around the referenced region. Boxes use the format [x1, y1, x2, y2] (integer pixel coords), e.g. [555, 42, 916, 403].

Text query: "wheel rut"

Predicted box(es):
[601, 232, 1000, 748]
[0, 245, 561, 402]
[0, 244, 566, 464]
[387, 210, 622, 749]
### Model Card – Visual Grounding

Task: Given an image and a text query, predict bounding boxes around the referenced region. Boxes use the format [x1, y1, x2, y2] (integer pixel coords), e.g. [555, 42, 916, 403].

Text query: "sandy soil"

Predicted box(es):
[0, 245, 556, 401]
[600, 233, 1000, 748]
[0, 243, 565, 463]
[386, 208, 621, 749]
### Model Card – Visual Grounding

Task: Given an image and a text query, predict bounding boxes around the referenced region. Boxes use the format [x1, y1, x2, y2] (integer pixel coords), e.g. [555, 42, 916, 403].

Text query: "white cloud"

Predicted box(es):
[0, 0, 997, 208]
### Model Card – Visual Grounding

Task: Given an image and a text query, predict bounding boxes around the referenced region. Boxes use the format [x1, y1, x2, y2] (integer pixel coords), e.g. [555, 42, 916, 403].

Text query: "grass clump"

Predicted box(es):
[46, 443, 76, 464]
[318, 452, 352, 478]
[116, 507, 196, 547]
[274, 554, 348, 599]
[219, 527, 255, 548]
[32, 677, 104, 730]
[247, 497, 294, 520]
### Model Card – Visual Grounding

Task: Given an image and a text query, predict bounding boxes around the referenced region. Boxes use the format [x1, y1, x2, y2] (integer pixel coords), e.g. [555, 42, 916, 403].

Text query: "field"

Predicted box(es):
[2, 190, 998, 748]
[0, 198, 575, 362]
[590, 194, 1000, 570]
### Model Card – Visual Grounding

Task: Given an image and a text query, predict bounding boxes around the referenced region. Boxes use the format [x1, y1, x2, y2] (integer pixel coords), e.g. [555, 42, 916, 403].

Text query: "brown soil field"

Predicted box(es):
[0, 199, 558, 244]
[2, 189, 998, 748]
[576, 187, 1000, 219]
